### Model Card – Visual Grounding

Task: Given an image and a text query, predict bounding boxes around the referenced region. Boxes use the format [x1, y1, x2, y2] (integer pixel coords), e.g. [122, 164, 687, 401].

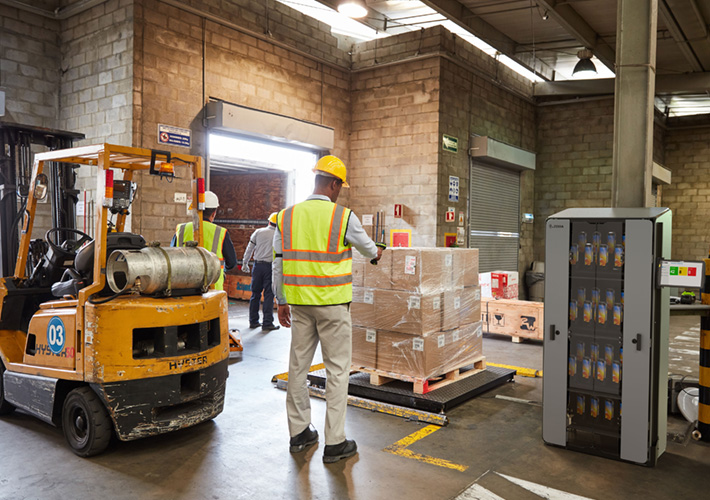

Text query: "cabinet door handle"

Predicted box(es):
[549, 324, 560, 341]
[631, 333, 642, 351]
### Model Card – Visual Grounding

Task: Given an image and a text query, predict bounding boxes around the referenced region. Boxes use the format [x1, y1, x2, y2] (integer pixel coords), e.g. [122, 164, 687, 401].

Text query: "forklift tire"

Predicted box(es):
[0, 361, 16, 415]
[62, 387, 113, 457]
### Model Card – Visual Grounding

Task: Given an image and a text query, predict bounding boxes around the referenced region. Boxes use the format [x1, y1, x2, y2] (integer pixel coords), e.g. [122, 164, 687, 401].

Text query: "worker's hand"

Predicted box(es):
[278, 304, 291, 328]
[241, 264, 250, 273]
[375, 245, 384, 261]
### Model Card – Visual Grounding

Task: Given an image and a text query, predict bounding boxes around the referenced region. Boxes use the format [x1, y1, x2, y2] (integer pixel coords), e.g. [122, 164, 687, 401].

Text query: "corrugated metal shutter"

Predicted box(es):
[469, 161, 520, 272]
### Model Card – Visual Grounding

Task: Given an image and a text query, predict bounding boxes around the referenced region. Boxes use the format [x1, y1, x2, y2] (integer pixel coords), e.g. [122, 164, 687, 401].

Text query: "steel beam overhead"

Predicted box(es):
[659, 0, 704, 72]
[534, 72, 710, 96]
[418, 0, 555, 80]
[536, 0, 617, 72]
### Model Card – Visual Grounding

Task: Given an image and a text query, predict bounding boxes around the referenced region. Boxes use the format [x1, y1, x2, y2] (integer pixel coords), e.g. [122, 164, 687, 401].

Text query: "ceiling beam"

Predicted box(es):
[536, 0, 616, 72]
[533, 72, 710, 96]
[416, 0, 555, 80]
[659, 0, 704, 71]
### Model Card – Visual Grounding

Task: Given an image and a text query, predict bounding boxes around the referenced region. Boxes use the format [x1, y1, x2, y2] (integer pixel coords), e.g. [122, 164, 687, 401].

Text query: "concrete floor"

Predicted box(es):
[1, 301, 708, 500]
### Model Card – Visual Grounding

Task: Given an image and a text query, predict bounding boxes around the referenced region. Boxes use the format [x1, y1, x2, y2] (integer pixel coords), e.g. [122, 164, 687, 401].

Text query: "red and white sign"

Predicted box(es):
[445, 210, 455, 222]
[394, 204, 402, 218]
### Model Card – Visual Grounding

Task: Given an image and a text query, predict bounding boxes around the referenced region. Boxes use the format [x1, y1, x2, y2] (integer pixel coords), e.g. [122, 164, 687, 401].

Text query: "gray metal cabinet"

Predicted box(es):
[543, 208, 671, 466]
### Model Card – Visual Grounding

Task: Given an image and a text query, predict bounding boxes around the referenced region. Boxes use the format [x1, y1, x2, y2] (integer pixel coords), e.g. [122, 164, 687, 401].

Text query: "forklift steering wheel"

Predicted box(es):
[45, 228, 92, 256]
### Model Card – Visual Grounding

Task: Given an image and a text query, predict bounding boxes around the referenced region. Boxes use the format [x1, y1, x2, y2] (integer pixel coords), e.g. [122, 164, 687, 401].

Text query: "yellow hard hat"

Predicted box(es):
[313, 155, 349, 187]
[268, 212, 278, 224]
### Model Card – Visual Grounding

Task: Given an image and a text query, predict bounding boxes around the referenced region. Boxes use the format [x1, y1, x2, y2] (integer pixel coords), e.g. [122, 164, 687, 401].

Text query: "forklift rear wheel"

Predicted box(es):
[0, 361, 16, 415]
[62, 387, 113, 457]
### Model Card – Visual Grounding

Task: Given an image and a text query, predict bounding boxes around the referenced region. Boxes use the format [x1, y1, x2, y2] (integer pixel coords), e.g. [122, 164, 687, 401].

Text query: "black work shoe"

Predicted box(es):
[262, 324, 280, 331]
[323, 439, 357, 463]
[289, 424, 318, 453]
[249, 323, 260, 329]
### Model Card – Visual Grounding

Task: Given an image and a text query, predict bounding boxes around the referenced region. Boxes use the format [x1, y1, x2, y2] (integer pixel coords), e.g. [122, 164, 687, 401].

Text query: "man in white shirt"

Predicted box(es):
[241, 213, 279, 331]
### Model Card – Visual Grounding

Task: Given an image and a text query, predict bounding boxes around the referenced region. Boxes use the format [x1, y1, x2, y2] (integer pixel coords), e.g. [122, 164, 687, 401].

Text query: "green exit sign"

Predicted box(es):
[442, 134, 458, 153]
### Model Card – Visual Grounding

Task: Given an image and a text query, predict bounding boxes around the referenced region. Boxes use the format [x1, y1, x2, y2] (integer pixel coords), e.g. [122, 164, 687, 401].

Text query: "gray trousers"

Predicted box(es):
[286, 303, 352, 445]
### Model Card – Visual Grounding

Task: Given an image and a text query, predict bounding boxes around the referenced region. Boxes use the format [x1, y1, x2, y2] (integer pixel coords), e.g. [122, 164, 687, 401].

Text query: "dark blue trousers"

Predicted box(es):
[249, 262, 275, 326]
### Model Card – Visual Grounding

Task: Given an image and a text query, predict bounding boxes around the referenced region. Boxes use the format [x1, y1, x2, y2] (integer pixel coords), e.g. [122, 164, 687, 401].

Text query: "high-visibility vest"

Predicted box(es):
[175, 221, 227, 290]
[278, 199, 353, 305]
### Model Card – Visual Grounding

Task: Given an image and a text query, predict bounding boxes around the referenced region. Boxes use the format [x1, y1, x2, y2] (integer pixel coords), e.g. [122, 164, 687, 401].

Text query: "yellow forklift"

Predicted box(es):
[0, 143, 229, 456]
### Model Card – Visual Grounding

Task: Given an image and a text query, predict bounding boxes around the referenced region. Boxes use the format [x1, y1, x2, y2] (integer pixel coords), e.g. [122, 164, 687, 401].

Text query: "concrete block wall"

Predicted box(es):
[58, 0, 134, 232]
[132, 0, 351, 244]
[438, 55, 535, 290]
[662, 121, 710, 260]
[534, 98, 615, 260]
[0, 5, 60, 127]
[349, 56, 440, 246]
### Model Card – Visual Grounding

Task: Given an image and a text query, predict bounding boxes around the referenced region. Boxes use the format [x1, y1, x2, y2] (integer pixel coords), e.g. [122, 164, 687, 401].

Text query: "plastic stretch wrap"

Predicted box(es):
[351, 247, 481, 378]
[352, 322, 483, 379]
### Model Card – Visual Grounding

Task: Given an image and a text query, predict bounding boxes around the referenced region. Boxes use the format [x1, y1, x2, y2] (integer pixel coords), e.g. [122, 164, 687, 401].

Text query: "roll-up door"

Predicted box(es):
[469, 161, 520, 272]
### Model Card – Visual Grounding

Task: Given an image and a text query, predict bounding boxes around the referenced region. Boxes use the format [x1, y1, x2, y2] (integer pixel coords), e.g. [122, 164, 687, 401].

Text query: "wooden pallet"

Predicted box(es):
[353, 356, 486, 395]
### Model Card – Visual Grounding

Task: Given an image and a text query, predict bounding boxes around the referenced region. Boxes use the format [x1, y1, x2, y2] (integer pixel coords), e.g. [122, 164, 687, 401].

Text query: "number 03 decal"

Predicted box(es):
[47, 316, 66, 355]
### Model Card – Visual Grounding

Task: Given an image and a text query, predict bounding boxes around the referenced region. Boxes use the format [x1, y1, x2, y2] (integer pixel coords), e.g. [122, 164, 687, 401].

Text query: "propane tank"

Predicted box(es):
[106, 245, 221, 295]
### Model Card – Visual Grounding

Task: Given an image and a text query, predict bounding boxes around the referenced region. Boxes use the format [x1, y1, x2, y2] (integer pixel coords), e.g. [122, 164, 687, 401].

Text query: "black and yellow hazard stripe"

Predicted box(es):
[699, 259, 710, 441]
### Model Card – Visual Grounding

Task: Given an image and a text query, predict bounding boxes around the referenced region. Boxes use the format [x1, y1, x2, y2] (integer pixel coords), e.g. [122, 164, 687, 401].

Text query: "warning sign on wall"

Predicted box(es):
[158, 124, 191, 148]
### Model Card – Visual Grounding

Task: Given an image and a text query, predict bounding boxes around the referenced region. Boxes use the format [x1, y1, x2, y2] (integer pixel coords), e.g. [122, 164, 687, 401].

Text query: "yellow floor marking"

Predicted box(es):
[384, 425, 468, 472]
[271, 363, 326, 382]
[487, 362, 542, 378]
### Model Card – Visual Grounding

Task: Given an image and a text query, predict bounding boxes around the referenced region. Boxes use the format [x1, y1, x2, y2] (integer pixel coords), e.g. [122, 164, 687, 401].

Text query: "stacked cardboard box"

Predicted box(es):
[351, 247, 483, 380]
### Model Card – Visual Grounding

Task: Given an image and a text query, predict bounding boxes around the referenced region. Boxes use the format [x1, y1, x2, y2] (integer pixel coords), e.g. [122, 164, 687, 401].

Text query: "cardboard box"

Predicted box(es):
[442, 290, 461, 331]
[374, 289, 443, 335]
[352, 326, 377, 368]
[482, 298, 544, 340]
[376, 321, 484, 379]
[351, 287, 376, 327]
[479, 272, 492, 298]
[459, 286, 482, 325]
[364, 249, 392, 289]
[390, 247, 453, 293]
[452, 248, 479, 289]
[491, 271, 519, 299]
[352, 261, 365, 287]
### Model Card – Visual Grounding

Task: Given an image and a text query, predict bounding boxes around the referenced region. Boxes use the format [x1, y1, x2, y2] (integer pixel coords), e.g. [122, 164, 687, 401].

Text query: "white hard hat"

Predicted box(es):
[205, 191, 219, 209]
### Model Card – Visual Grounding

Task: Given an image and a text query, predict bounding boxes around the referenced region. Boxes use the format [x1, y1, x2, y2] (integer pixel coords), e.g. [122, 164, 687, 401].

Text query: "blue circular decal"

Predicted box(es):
[47, 316, 66, 355]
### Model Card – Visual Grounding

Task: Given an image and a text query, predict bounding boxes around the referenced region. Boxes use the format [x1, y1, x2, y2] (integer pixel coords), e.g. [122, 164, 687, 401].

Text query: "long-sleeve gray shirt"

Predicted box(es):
[272, 194, 378, 305]
[242, 225, 275, 268]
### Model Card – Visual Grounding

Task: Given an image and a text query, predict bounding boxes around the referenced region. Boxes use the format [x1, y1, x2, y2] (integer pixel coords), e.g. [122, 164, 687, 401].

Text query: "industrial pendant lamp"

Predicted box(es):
[572, 49, 597, 76]
[338, 0, 367, 19]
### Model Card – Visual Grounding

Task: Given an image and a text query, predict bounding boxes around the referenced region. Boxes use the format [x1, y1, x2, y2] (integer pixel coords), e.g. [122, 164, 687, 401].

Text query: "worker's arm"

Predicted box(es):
[170, 234, 177, 247]
[241, 232, 257, 272]
[345, 212, 381, 261]
[222, 233, 238, 271]
[272, 226, 291, 327]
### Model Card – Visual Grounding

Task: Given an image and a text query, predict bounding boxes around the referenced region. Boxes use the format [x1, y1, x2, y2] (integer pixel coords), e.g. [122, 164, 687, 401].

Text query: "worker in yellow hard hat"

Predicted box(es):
[272, 154, 382, 463]
[241, 211, 280, 330]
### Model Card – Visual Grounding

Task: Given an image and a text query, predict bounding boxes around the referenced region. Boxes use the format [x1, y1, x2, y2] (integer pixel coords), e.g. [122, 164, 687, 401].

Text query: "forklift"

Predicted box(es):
[0, 141, 230, 456]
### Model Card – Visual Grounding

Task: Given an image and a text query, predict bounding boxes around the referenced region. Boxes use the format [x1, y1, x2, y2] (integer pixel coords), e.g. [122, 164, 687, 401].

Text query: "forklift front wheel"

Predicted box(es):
[0, 361, 16, 415]
[62, 387, 113, 457]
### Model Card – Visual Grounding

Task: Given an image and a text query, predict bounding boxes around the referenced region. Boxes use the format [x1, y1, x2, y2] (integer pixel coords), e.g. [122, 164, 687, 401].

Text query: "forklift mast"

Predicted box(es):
[0, 122, 85, 277]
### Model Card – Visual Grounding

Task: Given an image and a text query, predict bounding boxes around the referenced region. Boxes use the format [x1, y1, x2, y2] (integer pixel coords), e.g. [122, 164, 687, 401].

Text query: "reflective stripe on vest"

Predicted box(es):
[175, 221, 227, 290]
[278, 200, 352, 305]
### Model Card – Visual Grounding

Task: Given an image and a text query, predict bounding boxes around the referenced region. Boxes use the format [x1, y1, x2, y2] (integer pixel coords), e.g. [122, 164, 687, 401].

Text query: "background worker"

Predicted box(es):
[272, 155, 383, 464]
[172, 190, 237, 290]
[241, 212, 279, 331]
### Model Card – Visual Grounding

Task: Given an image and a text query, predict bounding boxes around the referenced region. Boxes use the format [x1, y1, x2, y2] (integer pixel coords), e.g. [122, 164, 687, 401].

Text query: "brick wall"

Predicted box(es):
[132, 0, 351, 244]
[534, 98, 615, 261]
[662, 119, 710, 260]
[57, 0, 134, 232]
[0, 4, 60, 127]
